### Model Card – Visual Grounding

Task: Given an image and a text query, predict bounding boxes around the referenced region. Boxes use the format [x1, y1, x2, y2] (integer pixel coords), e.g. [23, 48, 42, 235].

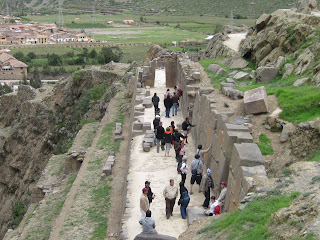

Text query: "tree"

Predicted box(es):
[13, 51, 25, 61]
[0, 84, 13, 96]
[89, 49, 97, 59]
[140, 16, 144, 22]
[27, 52, 37, 59]
[42, 63, 52, 75]
[48, 53, 63, 66]
[98, 53, 105, 64]
[82, 48, 89, 58]
[99, 46, 123, 64]
[20, 72, 28, 85]
[30, 66, 42, 89]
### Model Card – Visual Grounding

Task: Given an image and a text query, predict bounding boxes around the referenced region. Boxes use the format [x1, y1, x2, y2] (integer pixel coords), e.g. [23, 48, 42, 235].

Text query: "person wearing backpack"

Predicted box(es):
[179, 156, 188, 185]
[190, 154, 204, 194]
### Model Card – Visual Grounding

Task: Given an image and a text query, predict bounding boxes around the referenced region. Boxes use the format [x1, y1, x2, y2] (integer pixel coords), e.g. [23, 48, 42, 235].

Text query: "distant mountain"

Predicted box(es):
[0, 0, 304, 19]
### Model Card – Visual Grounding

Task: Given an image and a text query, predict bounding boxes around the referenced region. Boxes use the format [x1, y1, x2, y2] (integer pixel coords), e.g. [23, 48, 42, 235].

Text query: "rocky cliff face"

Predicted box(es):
[0, 69, 120, 238]
[240, 9, 320, 85]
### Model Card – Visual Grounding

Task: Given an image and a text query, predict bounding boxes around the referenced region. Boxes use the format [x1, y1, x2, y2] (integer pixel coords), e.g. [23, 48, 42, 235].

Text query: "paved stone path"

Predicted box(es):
[123, 69, 204, 239]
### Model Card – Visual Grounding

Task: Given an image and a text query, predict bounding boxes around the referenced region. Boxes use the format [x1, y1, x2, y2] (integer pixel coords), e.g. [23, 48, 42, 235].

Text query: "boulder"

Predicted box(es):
[228, 70, 238, 77]
[293, 77, 310, 86]
[233, 72, 250, 81]
[134, 233, 177, 240]
[244, 86, 269, 114]
[220, 82, 235, 89]
[208, 64, 222, 73]
[216, 68, 227, 75]
[275, 56, 286, 69]
[192, 71, 201, 80]
[256, 66, 279, 83]
[230, 58, 248, 69]
[294, 48, 315, 75]
[311, 71, 320, 86]
[282, 64, 294, 79]
[256, 14, 271, 32]
[280, 122, 295, 142]
[226, 78, 236, 84]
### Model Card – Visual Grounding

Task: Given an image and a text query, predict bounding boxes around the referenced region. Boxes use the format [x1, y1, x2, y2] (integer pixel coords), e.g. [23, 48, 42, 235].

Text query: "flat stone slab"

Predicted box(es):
[114, 135, 124, 141]
[143, 122, 151, 131]
[224, 123, 251, 133]
[133, 121, 143, 130]
[132, 130, 144, 137]
[134, 233, 177, 240]
[187, 208, 206, 226]
[144, 133, 154, 138]
[115, 122, 122, 135]
[145, 130, 154, 135]
[143, 137, 154, 147]
[106, 156, 115, 166]
[135, 106, 145, 112]
[143, 143, 151, 152]
[233, 143, 265, 167]
[233, 71, 250, 80]
[244, 86, 269, 114]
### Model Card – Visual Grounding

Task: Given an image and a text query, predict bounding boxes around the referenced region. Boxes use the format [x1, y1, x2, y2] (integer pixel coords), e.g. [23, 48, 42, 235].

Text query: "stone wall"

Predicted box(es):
[137, 46, 268, 212]
[176, 55, 267, 212]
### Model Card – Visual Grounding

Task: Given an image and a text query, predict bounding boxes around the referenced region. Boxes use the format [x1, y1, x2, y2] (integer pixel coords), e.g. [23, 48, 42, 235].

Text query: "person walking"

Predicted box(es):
[180, 156, 188, 185]
[217, 182, 228, 210]
[140, 188, 149, 217]
[163, 179, 178, 219]
[169, 121, 175, 134]
[164, 89, 172, 99]
[197, 144, 212, 165]
[178, 182, 190, 219]
[164, 127, 173, 157]
[190, 154, 204, 194]
[155, 122, 165, 153]
[152, 93, 160, 115]
[164, 95, 173, 118]
[200, 168, 214, 208]
[176, 141, 185, 173]
[182, 117, 195, 144]
[153, 115, 161, 145]
[139, 210, 157, 234]
[171, 92, 179, 116]
[145, 181, 155, 204]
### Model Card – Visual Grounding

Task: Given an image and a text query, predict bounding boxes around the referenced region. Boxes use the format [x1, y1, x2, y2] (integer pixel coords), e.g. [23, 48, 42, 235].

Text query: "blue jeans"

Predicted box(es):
[172, 103, 178, 115]
[165, 107, 170, 117]
[180, 192, 190, 219]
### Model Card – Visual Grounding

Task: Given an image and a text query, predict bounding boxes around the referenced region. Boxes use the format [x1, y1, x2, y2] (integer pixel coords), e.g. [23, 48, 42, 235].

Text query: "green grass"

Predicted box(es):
[198, 192, 300, 240]
[64, 23, 112, 29]
[256, 134, 274, 155]
[308, 146, 320, 162]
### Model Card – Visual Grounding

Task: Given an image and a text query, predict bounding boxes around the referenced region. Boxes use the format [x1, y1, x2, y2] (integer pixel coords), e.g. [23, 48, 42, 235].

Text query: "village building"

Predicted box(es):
[0, 53, 28, 80]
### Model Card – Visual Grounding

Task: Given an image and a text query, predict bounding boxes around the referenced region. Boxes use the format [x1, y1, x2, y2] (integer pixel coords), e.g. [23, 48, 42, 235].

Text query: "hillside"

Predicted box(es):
[1, 0, 305, 19]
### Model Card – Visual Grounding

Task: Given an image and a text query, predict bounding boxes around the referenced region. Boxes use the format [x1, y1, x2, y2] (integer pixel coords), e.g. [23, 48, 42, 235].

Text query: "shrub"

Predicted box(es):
[257, 133, 274, 155]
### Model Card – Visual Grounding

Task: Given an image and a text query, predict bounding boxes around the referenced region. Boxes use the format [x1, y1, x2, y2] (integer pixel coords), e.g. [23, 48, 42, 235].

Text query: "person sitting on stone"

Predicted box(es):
[204, 196, 220, 216]
[139, 210, 157, 234]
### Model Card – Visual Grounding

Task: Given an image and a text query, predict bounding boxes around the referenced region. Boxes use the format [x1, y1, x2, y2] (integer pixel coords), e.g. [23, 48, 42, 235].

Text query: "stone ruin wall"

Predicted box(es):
[176, 56, 268, 212]
[136, 51, 268, 212]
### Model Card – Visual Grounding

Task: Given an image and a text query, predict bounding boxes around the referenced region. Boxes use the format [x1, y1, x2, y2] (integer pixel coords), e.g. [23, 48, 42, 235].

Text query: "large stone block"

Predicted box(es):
[244, 86, 268, 114]
[224, 124, 251, 133]
[216, 114, 228, 131]
[134, 233, 177, 240]
[143, 137, 154, 147]
[208, 64, 222, 73]
[143, 143, 151, 152]
[222, 131, 253, 159]
[115, 123, 122, 135]
[192, 71, 201, 80]
[256, 66, 279, 83]
[143, 122, 151, 131]
[103, 164, 112, 176]
[106, 156, 115, 166]
[186, 208, 206, 226]
[231, 143, 265, 170]
[133, 121, 143, 130]
[240, 165, 267, 177]
[230, 58, 248, 69]
[145, 88, 150, 96]
[142, 97, 153, 108]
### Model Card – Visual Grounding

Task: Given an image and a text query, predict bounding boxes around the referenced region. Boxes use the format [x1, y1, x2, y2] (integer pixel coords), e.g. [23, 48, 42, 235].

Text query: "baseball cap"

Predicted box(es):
[195, 154, 200, 159]
[145, 181, 151, 184]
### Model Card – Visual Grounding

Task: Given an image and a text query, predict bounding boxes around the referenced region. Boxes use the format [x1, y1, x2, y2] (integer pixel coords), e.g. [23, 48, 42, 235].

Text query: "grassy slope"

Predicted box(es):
[3, 0, 300, 18]
[198, 192, 301, 240]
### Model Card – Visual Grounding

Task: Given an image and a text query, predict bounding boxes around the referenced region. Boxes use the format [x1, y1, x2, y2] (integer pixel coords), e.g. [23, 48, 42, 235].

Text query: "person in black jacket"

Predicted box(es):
[145, 181, 155, 204]
[164, 95, 173, 118]
[152, 93, 160, 115]
[153, 115, 160, 145]
[182, 117, 195, 144]
[155, 122, 165, 153]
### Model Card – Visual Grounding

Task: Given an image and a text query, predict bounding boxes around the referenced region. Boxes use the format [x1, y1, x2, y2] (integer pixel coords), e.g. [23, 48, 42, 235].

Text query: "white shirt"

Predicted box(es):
[180, 162, 188, 174]
[210, 200, 220, 215]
